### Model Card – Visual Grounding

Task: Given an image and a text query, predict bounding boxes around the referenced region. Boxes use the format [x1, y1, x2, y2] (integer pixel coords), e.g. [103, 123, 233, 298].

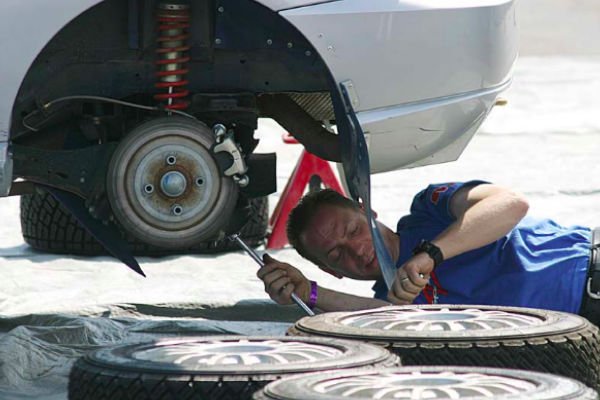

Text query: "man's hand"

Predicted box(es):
[387, 252, 433, 305]
[257, 254, 311, 306]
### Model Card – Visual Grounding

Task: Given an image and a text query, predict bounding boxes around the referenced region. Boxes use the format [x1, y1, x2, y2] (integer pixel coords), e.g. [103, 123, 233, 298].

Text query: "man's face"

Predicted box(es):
[299, 204, 382, 280]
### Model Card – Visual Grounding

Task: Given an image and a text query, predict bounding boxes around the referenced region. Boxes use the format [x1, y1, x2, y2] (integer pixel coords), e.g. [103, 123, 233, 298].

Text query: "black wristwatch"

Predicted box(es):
[412, 240, 444, 268]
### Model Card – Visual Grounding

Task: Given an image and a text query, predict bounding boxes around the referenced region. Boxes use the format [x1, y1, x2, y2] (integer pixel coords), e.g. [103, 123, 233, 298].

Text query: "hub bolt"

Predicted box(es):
[172, 204, 183, 216]
[144, 184, 155, 194]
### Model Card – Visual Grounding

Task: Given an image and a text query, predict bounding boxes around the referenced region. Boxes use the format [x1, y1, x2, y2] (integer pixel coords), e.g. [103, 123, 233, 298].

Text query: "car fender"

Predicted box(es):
[0, 0, 102, 139]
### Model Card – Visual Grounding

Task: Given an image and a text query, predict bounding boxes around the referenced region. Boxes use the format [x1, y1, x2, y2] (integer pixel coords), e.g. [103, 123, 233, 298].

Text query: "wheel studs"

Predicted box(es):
[144, 184, 155, 194]
[171, 204, 183, 216]
[195, 177, 204, 186]
[166, 155, 177, 165]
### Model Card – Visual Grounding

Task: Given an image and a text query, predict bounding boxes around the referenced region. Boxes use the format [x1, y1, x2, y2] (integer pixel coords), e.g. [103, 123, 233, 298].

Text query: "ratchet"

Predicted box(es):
[228, 234, 315, 316]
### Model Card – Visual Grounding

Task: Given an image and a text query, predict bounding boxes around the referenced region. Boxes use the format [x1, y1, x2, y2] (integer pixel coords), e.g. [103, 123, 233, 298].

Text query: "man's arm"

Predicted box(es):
[388, 183, 530, 304]
[435, 183, 529, 260]
[258, 255, 388, 312]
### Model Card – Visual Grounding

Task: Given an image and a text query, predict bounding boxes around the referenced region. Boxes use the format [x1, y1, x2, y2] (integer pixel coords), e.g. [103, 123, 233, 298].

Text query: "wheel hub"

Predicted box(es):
[107, 117, 237, 248]
[159, 170, 187, 198]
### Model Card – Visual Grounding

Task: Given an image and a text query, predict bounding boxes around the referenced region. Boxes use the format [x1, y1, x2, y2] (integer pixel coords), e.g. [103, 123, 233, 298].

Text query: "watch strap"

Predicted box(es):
[413, 240, 444, 268]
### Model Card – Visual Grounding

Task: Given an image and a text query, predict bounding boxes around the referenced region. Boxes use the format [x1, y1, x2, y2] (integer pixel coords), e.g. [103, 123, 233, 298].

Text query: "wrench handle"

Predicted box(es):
[230, 234, 315, 316]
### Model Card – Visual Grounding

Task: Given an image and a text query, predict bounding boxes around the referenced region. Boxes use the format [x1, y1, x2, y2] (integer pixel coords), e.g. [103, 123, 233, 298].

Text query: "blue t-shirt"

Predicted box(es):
[373, 181, 591, 313]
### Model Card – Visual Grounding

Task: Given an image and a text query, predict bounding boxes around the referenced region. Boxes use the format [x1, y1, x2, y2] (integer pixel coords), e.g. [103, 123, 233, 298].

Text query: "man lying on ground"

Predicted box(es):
[257, 181, 600, 325]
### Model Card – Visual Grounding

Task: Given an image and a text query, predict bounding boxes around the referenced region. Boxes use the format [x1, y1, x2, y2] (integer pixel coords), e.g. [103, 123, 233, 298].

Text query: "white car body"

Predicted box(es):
[0, 0, 517, 193]
[0, 0, 517, 253]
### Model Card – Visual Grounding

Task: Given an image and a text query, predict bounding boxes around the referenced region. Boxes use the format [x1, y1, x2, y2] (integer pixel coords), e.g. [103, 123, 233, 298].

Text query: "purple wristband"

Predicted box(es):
[308, 280, 318, 309]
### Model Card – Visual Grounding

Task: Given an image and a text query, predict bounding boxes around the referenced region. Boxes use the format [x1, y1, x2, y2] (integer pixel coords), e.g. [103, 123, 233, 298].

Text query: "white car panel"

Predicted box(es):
[282, 0, 518, 112]
[361, 80, 510, 172]
[282, 0, 517, 171]
[0, 0, 102, 139]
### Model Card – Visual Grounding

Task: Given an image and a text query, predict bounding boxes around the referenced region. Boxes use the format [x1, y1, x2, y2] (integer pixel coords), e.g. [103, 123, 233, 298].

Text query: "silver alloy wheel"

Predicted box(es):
[287, 305, 600, 392]
[256, 366, 597, 400]
[311, 371, 536, 398]
[69, 335, 400, 400]
[132, 338, 344, 368]
[339, 307, 542, 332]
[107, 117, 237, 248]
[83, 336, 397, 375]
[291, 305, 564, 341]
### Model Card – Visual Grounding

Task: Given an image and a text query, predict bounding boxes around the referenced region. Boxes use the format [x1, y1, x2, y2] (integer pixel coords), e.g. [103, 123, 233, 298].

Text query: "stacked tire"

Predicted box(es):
[68, 305, 600, 399]
[288, 304, 600, 391]
[68, 335, 399, 400]
[254, 366, 598, 400]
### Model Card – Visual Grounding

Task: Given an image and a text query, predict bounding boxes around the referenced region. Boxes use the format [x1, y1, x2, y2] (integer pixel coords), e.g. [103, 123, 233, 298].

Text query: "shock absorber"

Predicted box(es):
[154, 2, 191, 111]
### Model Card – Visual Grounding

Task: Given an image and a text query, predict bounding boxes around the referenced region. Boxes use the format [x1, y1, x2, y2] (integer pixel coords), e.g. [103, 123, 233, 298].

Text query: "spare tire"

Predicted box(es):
[254, 366, 598, 400]
[20, 190, 268, 256]
[288, 305, 600, 391]
[68, 335, 400, 400]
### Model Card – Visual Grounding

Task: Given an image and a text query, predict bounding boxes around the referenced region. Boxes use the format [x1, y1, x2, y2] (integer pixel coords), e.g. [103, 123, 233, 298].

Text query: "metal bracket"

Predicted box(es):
[340, 80, 360, 109]
[330, 78, 396, 290]
[212, 124, 249, 187]
[587, 278, 600, 300]
[0, 142, 13, 197]
[45, 185, 145, 277]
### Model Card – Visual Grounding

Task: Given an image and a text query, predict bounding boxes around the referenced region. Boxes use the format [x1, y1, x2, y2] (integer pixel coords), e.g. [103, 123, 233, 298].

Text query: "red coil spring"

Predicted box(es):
[154, 3, 191, 110]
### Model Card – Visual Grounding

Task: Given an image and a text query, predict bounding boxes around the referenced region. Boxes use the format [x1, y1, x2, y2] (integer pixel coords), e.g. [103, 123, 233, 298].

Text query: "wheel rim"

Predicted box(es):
[261, 367, 564, 400]
[133, 338, 344, 366]
[309, 371, 537, 398]
[292, 305, 579, 341]
[86, 336, 393, 374]
[339, 308, 542, 332]
[107, 117, 237, 248]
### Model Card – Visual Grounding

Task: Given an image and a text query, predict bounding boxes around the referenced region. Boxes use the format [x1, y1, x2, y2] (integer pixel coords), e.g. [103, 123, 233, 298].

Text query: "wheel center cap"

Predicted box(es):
[160, 171, 187, 197]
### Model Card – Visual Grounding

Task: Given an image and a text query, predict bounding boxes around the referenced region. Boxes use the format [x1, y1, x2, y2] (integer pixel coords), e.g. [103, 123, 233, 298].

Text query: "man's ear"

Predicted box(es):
[319, 265, 344, 279]
[357, 202, 377, 219]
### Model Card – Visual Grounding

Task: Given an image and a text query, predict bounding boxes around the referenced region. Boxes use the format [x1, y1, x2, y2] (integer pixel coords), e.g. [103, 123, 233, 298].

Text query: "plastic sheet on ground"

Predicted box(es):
[1, 52, 600, 399]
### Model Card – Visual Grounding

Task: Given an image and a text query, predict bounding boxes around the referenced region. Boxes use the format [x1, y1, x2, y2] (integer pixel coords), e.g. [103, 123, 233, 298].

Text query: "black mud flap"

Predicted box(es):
[329, 81, 396, 289]
[44, 186, 146, 277]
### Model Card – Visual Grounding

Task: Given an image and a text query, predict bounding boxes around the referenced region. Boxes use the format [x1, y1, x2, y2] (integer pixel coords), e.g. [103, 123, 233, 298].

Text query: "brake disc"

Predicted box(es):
[107, 117, 237, 248]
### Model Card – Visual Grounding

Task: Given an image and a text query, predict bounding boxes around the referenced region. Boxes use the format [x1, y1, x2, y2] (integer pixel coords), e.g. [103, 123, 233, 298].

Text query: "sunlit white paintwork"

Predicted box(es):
[282, 0, 517, 171]
[361, 81, 510, 172]
[0, 0, 102, 140]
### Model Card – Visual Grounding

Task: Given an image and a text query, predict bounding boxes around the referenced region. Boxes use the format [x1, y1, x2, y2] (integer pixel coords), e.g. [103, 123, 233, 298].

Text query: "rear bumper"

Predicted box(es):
[283, 0, 518, 172]
[362, 79, 511, 172]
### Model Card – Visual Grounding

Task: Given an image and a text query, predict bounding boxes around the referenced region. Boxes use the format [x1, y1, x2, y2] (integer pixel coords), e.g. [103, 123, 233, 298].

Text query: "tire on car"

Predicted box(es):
[68, 335, 400, 400]
[288, 304, 600, 391]
[19, 189, 268, 256]
[254, 366, 598, 400]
